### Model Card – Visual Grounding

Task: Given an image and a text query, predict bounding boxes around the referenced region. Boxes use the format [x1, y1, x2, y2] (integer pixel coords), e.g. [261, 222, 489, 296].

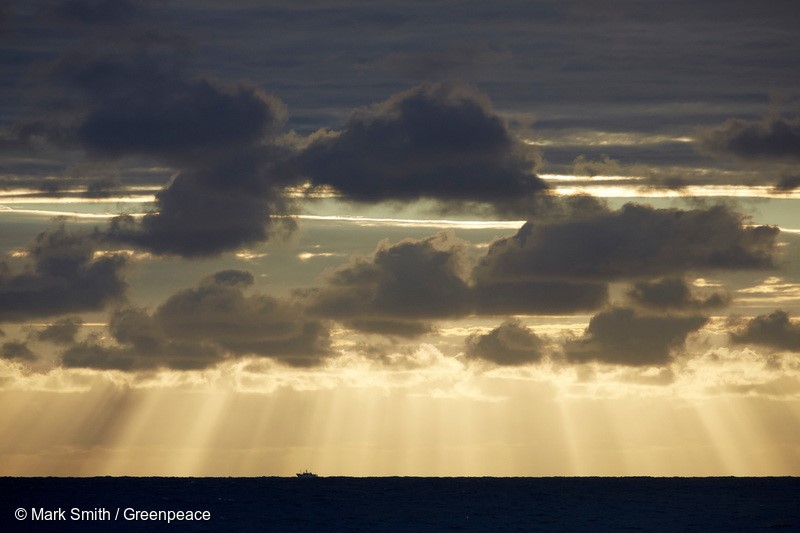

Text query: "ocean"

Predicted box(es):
[3, 477, 798, 531]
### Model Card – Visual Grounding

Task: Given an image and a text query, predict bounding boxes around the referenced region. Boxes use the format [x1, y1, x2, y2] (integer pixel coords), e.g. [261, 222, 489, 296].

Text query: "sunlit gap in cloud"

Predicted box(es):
[293, 214, 525, 229]
[0, 206, 147, 218]
[737, 277, 800, 305]
[0, 190, 156, 204]
[524, 133, 695, 147]
[234, 250, 268, 261]
[284, 183, 338, 198]
[297, 251, 346, 261]
[543, 181, 800, 199]
[539, 174, 646, 182]
[3, 184, 800, 228]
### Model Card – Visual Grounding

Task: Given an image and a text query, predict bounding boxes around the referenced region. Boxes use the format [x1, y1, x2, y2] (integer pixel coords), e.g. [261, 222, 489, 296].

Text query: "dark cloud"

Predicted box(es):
[52, 0, 143, 25]
[431, 193, 611, 226]
[564, 307, 708, 367]
[63, 270, 331, 371]
[486, 192, 611, 222]
[61, 342, 141, 371]
[626, 277, 730, 312]
[24, 13, 285, 160]
[101, 131, 293, 257]
[343, 319, 435, 338]
[362, 45, 514, 81]
[1, 341, 37, 362]
[35, 316, 83, 344]
[5, 0, 800, 185]
[774, 175, 800, 192]
[730, 310, 800, 352]
[62, 306, 221, 371]
[465, 320, 544, 366]
[59, 49, 295, 257]
[698, 117, 800, 162]
[474, 203, 778, 283]
[302, 232, 472, 336]
[106, 151, 296, 257]
[155, 270, 330, 365]
[302, 230, 610, 337]
[14, 13, 295, 258]
[108, 307, 172, 354]
[300, 82, 546, 207]
[207, 269, 256, 287]
[83, 177, 123, 198]
[472, 280, 608, 315]
[572, 155, 625, 177]
[90, 93, 293, 256]
[112, 307, 221, 370]
[0, 225, 127, 323]
[72, 73, 284, 161]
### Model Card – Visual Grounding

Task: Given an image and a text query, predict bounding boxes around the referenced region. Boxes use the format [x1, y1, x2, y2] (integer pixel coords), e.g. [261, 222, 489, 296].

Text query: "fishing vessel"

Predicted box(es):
[296, 470, 318, 478]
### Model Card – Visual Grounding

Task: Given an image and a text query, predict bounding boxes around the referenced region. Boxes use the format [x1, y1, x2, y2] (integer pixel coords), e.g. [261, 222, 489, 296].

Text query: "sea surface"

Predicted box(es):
[2, 477, 798, 531]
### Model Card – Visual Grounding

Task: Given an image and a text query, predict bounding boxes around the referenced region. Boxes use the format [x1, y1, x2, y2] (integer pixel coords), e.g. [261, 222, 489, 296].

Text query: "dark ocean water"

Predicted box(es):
[2, 477, 798, 531]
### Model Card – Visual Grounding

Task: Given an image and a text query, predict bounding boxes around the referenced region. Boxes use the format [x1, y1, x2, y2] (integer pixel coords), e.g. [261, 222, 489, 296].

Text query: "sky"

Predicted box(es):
[1, 0, 800, 476]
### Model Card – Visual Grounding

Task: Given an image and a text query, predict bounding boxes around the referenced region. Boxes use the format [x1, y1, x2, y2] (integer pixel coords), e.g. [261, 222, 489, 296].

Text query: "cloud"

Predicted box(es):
[35, 317, 84, 344]
[51, 0, 143, 26]
[63, 270, 332, 371]
[74, 74, 284, 161]
[572, 155, 624, 177]
[340, 319, 435, 338]
[60, 342, 135, 371]
[490, 192, 611, 222]
[25, 20, 286, 161]
[563, 307, 708, 366]
[626, 277, 730, 312]
[1, 341, 37, 362]
[0, 225, 127, 323]
[15, 13, 296, 258]
[698, 117, 800, 162]
[729, 310, 800, 352]
[774, 175, 800, 192]
[69, 307, 222, 371]
[300, 82, 546, 207]
[155, 270, 330, 365]
[106, 150, 296, 257]
[302, 230, 610, 336]
[719, 376, 800, 398]
[465, 319, 545, 366]
[361, 45, 514, 81]
[474, 203, 778, 283]
[472, 280, 608, 315]
[302, 232, 472, 336]
[66, 52, 297, 257]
